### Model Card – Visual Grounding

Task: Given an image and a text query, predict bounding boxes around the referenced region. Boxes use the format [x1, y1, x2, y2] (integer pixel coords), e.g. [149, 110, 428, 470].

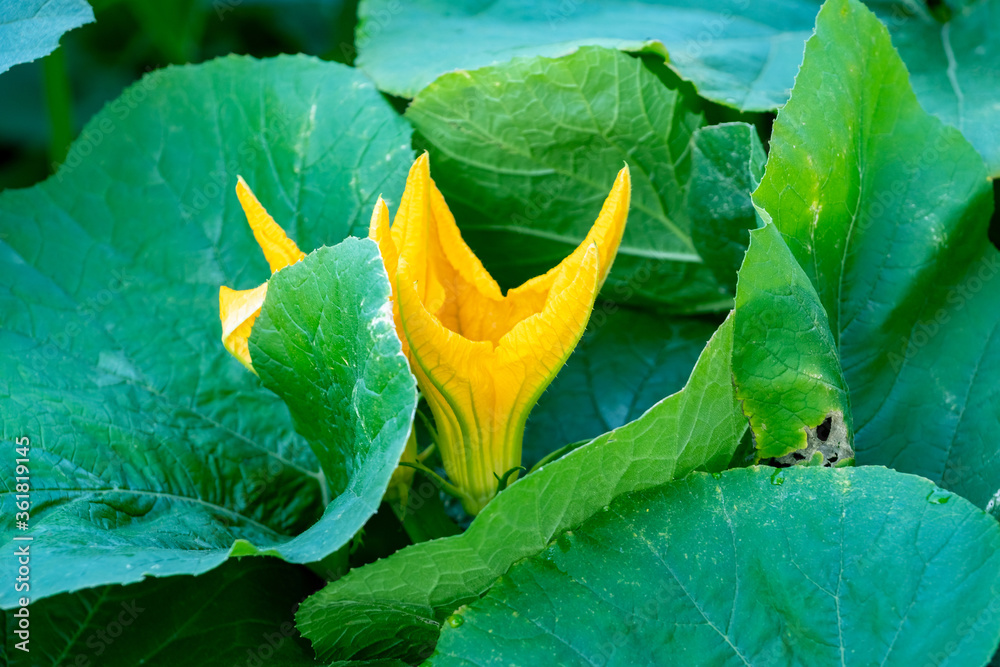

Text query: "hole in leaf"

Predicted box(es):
[816, 416, 833, 442]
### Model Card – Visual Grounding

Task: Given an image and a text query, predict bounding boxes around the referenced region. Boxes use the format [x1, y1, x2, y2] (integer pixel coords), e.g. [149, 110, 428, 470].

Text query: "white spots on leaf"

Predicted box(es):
[372, 300, 395, 331]
[985, 488, 1000, 517]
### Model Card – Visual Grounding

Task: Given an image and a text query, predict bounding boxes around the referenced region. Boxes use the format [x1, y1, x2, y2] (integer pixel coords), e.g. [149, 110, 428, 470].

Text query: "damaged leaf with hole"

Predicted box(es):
[733, 221, 854, 461]
[765, 412, 855, 468]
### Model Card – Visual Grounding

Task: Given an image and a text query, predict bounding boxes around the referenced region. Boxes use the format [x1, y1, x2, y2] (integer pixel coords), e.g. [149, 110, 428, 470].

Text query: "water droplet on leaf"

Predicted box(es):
[446, 614, 464, 628]
[926, 489, 951, 504]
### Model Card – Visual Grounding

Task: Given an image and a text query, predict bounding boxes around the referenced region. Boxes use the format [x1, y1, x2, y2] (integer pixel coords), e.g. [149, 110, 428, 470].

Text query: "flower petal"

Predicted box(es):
[219, 282, 268, 373]
[389, 154, 434, 298]
[368, 196, 398, 280]
[507, 164, 630, 302]
[396, 154, 540, 344]
[427, 160, 503, 303]
[498, 243, 601, 440]
[395, 244, 603, 514]
[395, 257, 499, 511]
[236, 176, 305, 274]
[369, 195, 410, 357]
[382, 157, 630, 514]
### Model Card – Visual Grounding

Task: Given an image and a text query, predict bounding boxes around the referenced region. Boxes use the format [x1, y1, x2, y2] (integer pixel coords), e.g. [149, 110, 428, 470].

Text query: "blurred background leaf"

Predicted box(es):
[0, 0, 359, 190]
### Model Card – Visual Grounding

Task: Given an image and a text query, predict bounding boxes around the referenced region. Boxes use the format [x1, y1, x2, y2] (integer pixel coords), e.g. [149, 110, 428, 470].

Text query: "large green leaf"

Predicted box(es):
[297, 314, 746, 663]
[0, 0, 94, 75]
[688, 122, 766, 293]
[358, 0, 1000, 175]
[522, 305, 718, 467]
[430, 467, 1000, 666]
[753, 0, 999, 505]
[13, 558, 318, 666]
[0, 54, 415, 605]
[880, 0, 1000, 176]
[407, 46, 731, 311]
[355, 0, 820, 108]
[733, 221, 853, 461]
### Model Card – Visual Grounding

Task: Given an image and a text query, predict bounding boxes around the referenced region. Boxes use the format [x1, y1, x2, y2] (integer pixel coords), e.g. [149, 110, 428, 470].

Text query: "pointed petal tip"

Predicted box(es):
[408, 152, 432, 182]
[234, 178, 305, 274]
[369, 196, 399, 279]
[417, 152, 430, 168]
[369, 196, 390, 234]
[614, 163, 631, 193]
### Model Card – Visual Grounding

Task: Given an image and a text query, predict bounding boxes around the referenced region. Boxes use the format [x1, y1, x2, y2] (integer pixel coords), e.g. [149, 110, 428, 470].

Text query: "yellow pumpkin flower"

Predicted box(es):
[219, 176, 305, 372]
[369, 154, 630, 515]
[220, 158, 630, 517]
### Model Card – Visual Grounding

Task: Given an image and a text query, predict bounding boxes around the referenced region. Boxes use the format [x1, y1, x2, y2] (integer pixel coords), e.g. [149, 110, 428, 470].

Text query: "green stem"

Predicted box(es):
[494, 466, 526, 492]
[43, 48, 74, 169]
[415, 405, 440, 449]
[398, 461, 467, 502]
[528, 438, 591, 474]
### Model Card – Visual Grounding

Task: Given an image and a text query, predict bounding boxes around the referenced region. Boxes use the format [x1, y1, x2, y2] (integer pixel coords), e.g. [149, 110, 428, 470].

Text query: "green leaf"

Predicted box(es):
[688, 122, 766, 293]
[879, 0, 1000, 176]
[753, 0, 999, 505]
[15, 558, 318, 666]
[733, 221, 853, 461]
[523, 305, 718, 467]
[0, 54, 414, 605]
[355, 0, 820, 109]
[430, 466, 1000, 666]
[358, 0, 1000, 175]
[407, 46, 731, 311]
[0, 0, 94, 75]
[297, 314, 746, 663]
[245, 239, 418, 560]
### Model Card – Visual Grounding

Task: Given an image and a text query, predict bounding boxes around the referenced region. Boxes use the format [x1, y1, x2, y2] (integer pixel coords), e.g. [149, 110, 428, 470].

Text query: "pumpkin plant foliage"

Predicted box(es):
[0, 55, 418, 604]
[753, 0, 1000, 508]
[0, 0, 93, 75]
[2, 0, 1000, 664]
